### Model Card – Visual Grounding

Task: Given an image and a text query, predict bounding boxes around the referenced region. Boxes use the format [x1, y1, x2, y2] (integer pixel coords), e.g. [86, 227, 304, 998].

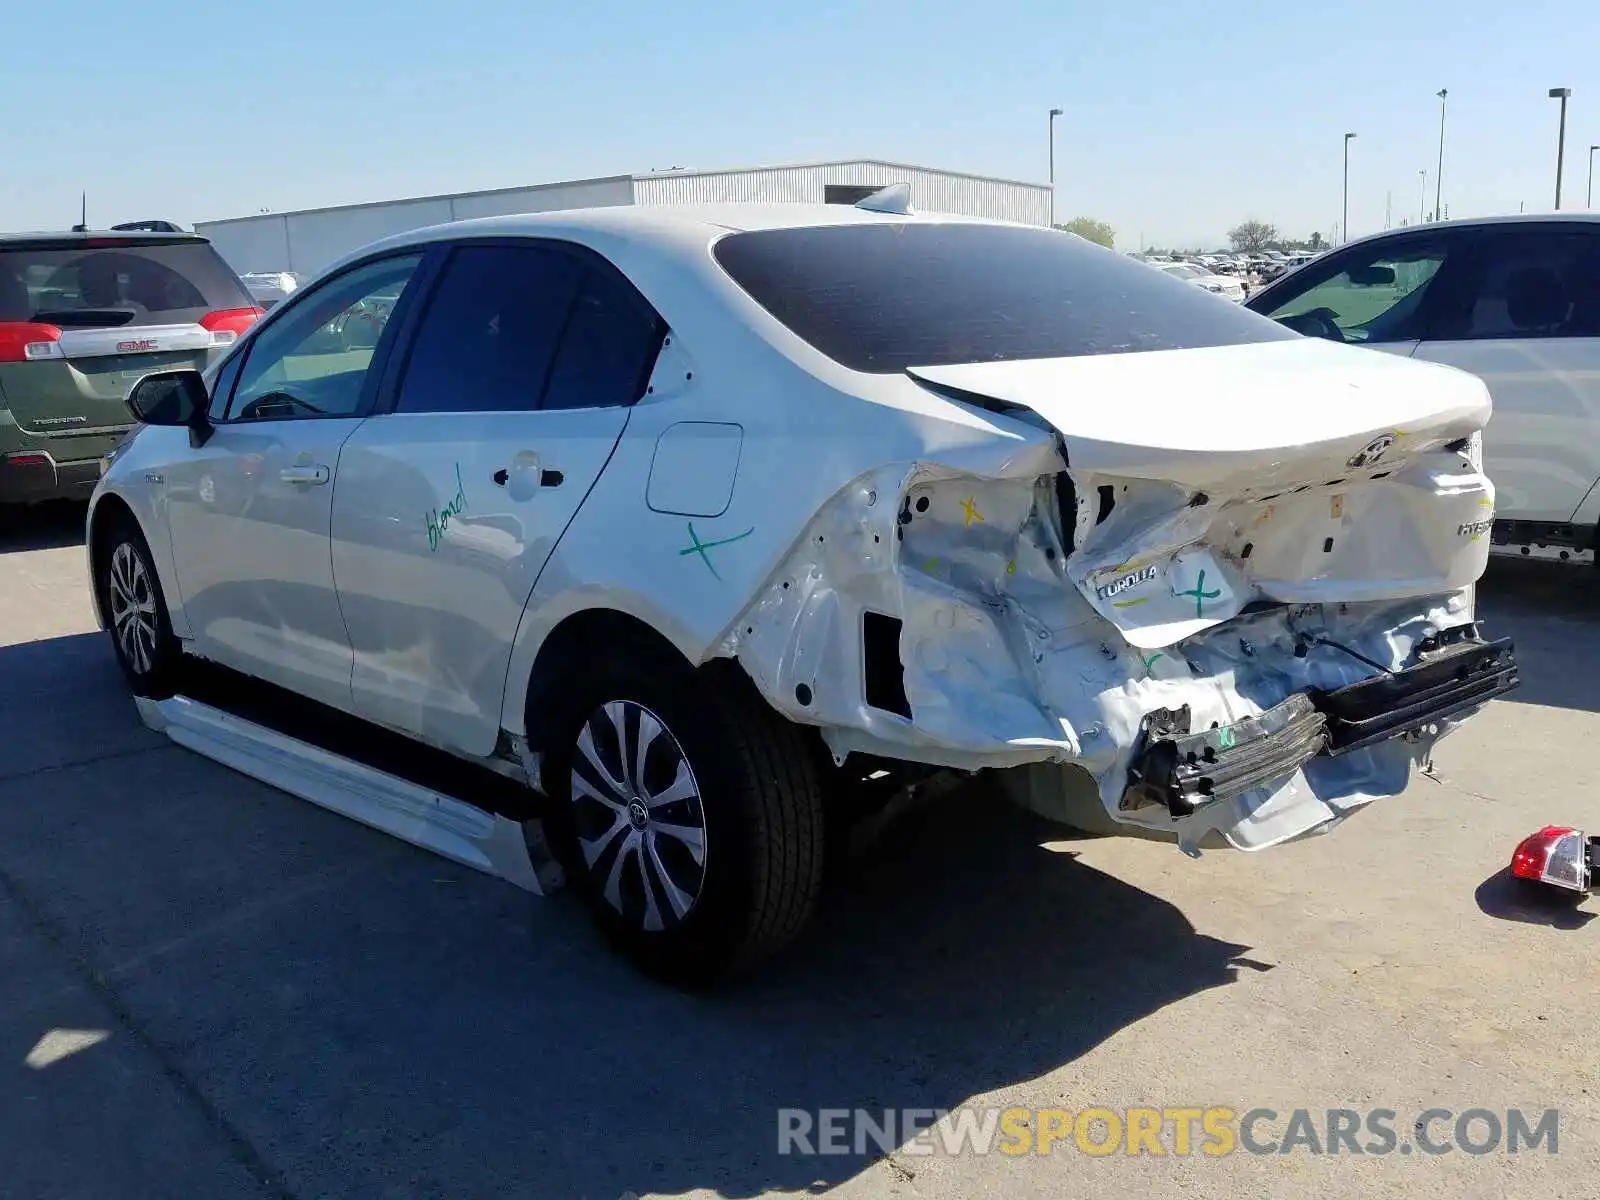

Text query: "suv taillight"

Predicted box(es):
[0, 322, 63, 363]
[199, 307, 265, 346]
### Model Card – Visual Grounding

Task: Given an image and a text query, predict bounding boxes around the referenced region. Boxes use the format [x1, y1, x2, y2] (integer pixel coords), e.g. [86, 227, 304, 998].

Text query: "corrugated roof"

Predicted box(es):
[196, 173, 634, 227]
[630, 158, 1048, 191]
[195, 159, 1046, 227]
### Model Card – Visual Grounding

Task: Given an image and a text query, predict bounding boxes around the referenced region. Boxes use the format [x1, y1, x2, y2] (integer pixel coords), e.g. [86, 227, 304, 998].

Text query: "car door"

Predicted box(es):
[162, 251, 425, 708]
[1408, 225, 1600, 525]
[331, 240, 665, 755]
[1249, 230, 1461, 361]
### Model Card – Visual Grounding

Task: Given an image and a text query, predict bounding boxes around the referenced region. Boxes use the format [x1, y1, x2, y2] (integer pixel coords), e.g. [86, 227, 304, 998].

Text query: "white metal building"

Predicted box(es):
[194, 159, 1051, 278]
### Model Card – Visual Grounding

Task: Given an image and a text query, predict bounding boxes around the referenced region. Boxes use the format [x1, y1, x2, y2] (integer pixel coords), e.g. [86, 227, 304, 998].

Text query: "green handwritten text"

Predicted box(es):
[425, 463, 468, 552]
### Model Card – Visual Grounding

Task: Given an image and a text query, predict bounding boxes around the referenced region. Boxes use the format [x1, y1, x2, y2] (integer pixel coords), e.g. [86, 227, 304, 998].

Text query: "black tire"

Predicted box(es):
[96, 516, 181, 698]
[542, 642, 826, 987]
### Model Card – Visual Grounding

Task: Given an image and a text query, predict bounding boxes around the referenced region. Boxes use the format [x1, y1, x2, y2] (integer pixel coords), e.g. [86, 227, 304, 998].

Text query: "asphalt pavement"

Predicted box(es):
[0, 501, 1596, 1199]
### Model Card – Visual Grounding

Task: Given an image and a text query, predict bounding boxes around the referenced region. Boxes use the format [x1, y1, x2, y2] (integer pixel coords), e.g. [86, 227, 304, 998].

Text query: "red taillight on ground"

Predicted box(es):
[1511, 825, 1593, 893]
[0, 322, 63, 363]
[198, 306, 265, 345]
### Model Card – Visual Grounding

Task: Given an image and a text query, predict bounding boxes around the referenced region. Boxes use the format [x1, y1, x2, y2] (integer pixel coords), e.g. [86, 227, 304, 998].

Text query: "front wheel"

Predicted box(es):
[546, 648, 826, 987]
[97, 519, 181, 697]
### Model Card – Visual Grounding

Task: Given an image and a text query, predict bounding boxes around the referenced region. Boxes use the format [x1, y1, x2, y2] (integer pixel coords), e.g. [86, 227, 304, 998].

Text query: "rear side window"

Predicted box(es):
[712, 222, 1292, 374]
[0, 239, 251, 327]
[398, 245, 582, 414]
[398, 243, 664, 413]
[541, 265, 665, 410]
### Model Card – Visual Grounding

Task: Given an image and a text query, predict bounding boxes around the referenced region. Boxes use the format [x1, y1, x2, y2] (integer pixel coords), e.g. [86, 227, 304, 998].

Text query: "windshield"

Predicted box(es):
[0, 238, 250, 328]
[713, 222, 1293, 374]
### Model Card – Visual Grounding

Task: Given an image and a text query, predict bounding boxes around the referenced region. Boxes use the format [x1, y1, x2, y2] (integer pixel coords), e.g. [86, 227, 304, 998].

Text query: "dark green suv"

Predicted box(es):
[0, 231, 260, 505]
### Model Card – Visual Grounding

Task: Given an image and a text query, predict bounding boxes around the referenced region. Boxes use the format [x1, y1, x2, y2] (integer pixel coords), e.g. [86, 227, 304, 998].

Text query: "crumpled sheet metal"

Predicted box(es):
[727, 453, 1483, 851]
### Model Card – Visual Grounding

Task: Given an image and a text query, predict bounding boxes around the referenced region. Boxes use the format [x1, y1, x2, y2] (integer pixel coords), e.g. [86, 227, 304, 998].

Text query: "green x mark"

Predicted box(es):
[679, 521, 755, 580]
[1173, 568, 1222, 618]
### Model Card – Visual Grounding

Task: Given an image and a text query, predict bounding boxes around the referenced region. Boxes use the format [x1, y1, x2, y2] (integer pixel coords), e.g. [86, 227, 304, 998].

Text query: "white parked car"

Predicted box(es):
[239, 270, 300, 310]
[1248, 214, 1600, 560]
[89, 200, 1518, 983]
[1155, 260, 1247, 302]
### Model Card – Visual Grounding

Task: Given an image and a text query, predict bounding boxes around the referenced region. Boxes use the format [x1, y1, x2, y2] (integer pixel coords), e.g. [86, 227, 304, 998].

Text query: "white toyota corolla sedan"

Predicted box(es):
[88, 195, 1518, 983]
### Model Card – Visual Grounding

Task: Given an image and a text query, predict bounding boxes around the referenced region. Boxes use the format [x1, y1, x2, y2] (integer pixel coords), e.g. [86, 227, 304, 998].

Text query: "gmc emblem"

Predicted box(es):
[116, 339, 158, 353]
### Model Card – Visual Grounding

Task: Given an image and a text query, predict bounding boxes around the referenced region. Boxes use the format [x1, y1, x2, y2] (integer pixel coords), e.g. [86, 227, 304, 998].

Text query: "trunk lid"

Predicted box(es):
[907, 337, 1489, 490]
[909, 339, 1495, 649]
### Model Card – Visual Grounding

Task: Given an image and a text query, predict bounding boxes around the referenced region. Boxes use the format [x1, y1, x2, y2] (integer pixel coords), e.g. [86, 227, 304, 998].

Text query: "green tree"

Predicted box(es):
[1308, 231, 1325, 251]
[1056, 216, 1115, 248]
[1228, 219, 1279, 252]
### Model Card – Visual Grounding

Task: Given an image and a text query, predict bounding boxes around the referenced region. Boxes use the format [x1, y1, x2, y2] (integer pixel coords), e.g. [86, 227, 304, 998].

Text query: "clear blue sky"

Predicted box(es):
[2, 0, 1595, 248]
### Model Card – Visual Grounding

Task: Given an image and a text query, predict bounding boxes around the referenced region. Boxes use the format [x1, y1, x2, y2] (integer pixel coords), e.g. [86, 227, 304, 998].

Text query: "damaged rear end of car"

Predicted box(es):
[714, 217, 1518, 855]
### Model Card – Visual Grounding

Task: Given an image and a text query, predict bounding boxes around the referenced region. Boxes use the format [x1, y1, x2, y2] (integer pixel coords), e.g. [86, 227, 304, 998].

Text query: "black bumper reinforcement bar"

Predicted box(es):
[1123, 631, 1519, 817]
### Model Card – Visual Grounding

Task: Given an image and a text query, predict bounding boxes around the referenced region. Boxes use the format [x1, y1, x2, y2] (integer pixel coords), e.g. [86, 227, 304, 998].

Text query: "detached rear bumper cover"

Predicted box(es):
[1124, 632, 1519, 816]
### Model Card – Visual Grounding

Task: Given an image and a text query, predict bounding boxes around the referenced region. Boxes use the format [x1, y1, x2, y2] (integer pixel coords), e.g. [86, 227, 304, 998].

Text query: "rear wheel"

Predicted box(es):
[97, 518, 180, 697]
[544, 646, 826, 987]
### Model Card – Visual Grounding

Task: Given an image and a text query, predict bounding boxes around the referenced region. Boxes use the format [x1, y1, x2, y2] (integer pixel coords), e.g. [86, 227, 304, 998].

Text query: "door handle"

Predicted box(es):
[280, 464, 331, 486]
[492, 467, 563, 488]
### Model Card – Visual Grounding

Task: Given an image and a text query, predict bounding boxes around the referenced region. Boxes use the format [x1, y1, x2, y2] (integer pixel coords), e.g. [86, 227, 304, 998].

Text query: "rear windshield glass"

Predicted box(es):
[0, 239, 250, 328]
[712, 223, 1295, 373]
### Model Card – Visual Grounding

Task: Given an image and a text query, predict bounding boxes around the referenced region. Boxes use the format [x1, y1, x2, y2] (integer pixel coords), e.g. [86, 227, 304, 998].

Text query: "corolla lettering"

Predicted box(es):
[425, 464, 468, 552]
[1094, 563, 1159, 601]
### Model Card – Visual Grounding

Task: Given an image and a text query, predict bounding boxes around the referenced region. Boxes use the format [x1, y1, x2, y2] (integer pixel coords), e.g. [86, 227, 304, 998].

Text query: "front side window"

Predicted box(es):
[1260, 239, 1449, 343]
[229, 254, 421, 421]
[712, 223, 1292, 375]
[1446, 229, 1600, 340]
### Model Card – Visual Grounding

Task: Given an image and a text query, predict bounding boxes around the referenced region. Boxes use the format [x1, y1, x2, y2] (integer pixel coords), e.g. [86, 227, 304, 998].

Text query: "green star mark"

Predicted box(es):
[1173, 569, 1222, 618]
[679, 521, 755, 580]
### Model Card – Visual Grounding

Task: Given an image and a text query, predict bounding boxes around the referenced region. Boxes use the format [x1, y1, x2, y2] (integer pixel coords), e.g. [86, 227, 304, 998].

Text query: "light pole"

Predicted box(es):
[1048, 107, 1063, 227]
[1418, 169, 1427, 224]
[1550, 88, 1572, 208]
[1343, 132, 1357, 243]
[1589, 144, 1598, 208]
[1435, 88, 1447, 221]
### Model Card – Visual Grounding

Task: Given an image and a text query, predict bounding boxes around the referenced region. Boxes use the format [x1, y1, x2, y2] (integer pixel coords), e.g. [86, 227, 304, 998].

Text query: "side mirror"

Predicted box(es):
[126, 369, 212, 446]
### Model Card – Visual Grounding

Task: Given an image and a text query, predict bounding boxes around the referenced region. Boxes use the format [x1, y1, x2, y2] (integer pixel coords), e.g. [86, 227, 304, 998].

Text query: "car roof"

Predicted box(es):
[354, 201, 1021, 256]
[437, 201, 1009, 236]
[326, 201, 1043, 285]
[1334, 211, 1600, 253]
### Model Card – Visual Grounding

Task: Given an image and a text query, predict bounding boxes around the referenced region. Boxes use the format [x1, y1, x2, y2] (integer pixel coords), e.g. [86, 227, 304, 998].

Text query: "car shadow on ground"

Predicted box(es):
[0, 501, 87, 554]
[0, 633, 1254, 1199]
[204, 798, 1254, 1199]
[1476, 557, 1600, 713]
